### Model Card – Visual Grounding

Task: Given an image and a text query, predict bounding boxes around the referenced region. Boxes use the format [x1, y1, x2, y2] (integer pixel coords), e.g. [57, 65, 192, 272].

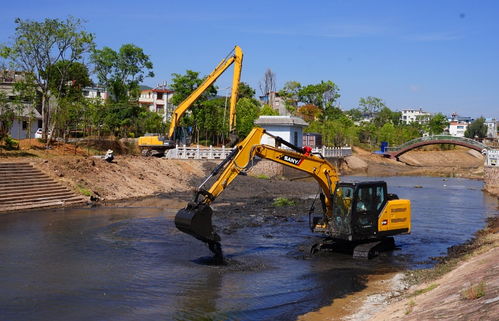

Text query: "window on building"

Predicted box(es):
[96, 91, 101, 97]
[83, 91, 89, 97]
[294, 131, 298, 146]
[22, 121, 28, 130]
[156, 105, 164, 114]
[157, 92, 163, 100]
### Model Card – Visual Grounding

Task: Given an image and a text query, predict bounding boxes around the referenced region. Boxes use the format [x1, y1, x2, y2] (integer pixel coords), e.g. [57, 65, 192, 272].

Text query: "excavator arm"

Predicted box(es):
[175, 127, 340, 261]
[168, 46, 243, 140]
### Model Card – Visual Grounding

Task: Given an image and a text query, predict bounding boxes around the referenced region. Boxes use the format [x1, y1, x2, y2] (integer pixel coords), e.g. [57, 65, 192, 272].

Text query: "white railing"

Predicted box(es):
[165, 145, 352, 160]
[165, 145, 232, 159]
[312, 146, 352, 158]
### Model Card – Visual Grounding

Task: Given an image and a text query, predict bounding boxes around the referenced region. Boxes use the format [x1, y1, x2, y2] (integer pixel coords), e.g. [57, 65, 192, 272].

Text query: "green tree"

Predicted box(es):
[1, 17, 95, 140]
[236, 97, 260, 137]
[238, 82, 256, 99]
[373, 106, 401, 127]
[359, 96, 386, 119]
[426, 113, 449, 135]
[345, 108, 363, 122]
[464, 117, 487, 139]
[0, 90, 15, 142]
[92, 44, 154, 101]
[298, 80, 340, 117]
[278, 80, 301, 113]
[44, 61, 91, 99]
[259, 104, 279, 116]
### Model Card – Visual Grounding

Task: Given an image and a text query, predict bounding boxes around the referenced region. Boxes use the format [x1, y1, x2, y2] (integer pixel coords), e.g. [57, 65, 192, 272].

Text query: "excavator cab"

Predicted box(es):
[327, 181, 409, 241]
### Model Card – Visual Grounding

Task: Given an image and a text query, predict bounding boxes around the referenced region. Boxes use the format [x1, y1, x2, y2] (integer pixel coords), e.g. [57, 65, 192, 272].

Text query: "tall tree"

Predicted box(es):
[298, 80, 340, 118]
[236, 97, 260, 137]
[278, 81, 301, 113]
[259, 68, 276, 95]
[238, 82, 256, 99]
[427, 113, 449, 135]
[44, 61, 91, 99]
[1, 17, 95, 140]
[92, 44, 154, 101]
[464, 117, 487, 139]
[359, 96, 386, 119]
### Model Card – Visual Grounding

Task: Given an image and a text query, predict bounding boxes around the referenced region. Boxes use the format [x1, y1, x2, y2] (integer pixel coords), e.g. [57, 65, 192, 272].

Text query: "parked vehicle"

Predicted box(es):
[34, 128, 52, 139]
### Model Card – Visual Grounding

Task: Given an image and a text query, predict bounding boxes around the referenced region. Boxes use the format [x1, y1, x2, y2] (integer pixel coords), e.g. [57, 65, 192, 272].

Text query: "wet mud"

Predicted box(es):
[0, 176, 497, 321]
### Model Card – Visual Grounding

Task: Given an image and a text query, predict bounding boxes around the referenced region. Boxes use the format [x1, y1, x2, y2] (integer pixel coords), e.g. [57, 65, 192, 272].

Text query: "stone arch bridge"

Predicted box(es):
[384, 135, 489, 160]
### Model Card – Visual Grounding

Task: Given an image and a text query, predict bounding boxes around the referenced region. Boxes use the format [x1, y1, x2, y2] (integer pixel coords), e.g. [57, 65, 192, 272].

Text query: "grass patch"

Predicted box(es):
[273, 197, 296, 207]
[409, 283, 439, 297]
[255, 174, 270, 180]
[77, 184, 92, 197]
[461, 281, 486, 300]
[405, 299, 416, 315]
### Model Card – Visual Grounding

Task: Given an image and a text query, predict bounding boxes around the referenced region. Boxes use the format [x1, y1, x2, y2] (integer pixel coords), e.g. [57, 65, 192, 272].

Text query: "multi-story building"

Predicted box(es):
[139, 84, 174, 122]
[400, 108, 431, 124]
[485, 118, 497, 139]
[259, 91, 289, 116]
[82, 86, 108, 101]
[447, 113, 475, 137]
[448, 121, 468, 137]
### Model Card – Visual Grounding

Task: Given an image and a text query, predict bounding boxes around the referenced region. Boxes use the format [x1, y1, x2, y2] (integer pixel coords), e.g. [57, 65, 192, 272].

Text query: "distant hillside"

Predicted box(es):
[139, 85, 152, 90]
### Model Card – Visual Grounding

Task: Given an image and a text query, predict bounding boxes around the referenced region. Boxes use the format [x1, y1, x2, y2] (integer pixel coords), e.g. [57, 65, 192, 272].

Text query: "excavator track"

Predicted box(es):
[353, 237, 395, 259]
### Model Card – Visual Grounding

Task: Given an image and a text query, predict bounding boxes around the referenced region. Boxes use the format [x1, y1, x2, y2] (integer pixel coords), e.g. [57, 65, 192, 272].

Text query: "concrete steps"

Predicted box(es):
[0, 162, 87, 213]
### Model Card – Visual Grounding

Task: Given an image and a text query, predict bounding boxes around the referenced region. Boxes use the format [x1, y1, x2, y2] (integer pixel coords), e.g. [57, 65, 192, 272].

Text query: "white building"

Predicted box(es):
[254, 116, 308, 147]
[1, 70, 42, 139]
[139, 85, 174, 122]
[485, 118, 497, 139]
[448, 121, 468, 137]
[400, 108, 431, 124]
[82, 86, 108, 101]
[8, 108, 42, 139]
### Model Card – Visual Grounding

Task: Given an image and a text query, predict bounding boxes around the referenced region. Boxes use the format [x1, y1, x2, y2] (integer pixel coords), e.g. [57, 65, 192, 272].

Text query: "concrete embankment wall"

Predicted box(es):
[484, 166, 499, 196]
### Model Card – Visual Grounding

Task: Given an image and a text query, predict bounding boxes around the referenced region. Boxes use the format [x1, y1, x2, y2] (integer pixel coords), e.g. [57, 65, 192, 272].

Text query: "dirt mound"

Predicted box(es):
[32, 156, 210, 201]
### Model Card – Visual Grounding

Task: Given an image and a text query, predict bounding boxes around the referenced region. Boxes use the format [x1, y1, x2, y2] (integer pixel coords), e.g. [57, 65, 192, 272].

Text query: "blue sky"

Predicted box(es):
[1, 0, 498, 118]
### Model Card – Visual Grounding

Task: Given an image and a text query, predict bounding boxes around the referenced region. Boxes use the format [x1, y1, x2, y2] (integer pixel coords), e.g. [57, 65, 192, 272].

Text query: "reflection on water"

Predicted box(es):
[0, 177, 497, 321]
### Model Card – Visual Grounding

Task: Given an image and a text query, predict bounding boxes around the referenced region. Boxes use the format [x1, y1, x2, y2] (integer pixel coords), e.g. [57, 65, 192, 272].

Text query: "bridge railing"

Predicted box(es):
[165, 145, 352, 160]
[385, 135, 489, 152]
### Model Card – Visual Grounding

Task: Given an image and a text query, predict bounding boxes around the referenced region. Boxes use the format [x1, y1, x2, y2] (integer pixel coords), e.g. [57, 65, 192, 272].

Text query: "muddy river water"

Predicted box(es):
[0, 176, 497, 321]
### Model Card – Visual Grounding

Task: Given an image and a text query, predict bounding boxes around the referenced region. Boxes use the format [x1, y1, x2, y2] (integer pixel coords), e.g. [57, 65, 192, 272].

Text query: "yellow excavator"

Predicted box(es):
[175, 127, 411, 262]
[138, 46, 243, 155]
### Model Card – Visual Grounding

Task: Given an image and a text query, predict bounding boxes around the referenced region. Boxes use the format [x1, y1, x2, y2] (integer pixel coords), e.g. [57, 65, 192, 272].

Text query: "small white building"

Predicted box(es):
[400, 108, 431, 125]
[8, 108, 42, 139]
[254, 116, 308, 147]
[139, 85, 174, 122]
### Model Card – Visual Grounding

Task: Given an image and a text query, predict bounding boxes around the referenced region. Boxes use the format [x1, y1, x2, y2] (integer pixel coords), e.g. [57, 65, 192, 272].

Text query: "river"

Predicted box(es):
[0, 176, 497, 320]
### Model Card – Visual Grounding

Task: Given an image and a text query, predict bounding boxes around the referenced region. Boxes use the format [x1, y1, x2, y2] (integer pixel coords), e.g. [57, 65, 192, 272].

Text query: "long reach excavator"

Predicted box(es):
[175, 127, 411, 262]
[139, 46, 243, 155]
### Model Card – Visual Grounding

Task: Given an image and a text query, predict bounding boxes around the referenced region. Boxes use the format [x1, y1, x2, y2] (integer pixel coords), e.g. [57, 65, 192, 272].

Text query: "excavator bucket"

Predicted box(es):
[175, 203, 220, 244]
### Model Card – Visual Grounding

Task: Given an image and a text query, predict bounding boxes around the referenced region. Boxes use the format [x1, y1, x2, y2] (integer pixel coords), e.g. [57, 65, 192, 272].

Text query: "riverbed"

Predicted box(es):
[0, 176, 497, 321]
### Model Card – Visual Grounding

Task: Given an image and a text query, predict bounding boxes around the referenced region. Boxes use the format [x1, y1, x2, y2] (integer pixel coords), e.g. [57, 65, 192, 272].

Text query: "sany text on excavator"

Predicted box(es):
[138, 46, 243, 156]
[175, 127, 411, 262]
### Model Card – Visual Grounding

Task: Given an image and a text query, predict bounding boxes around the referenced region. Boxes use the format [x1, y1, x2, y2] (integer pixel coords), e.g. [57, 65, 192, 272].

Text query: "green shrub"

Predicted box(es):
[273, 197, 296, 207]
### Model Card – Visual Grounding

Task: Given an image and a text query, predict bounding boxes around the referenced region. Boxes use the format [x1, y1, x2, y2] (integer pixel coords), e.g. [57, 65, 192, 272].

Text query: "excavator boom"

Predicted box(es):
[168, 46, 243, 140]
